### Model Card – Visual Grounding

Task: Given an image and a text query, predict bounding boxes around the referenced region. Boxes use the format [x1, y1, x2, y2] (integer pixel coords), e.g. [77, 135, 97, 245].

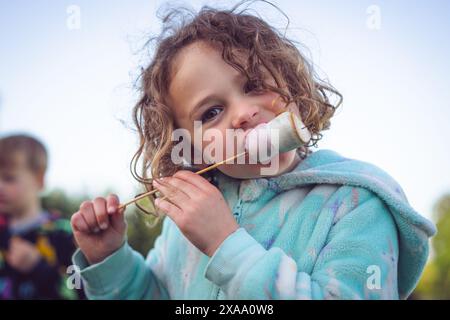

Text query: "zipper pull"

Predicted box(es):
[233, 199, 242, 217]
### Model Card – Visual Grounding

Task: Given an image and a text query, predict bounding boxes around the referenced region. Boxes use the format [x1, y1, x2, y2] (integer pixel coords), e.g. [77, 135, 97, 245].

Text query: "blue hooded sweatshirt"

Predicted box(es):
[72, 149, 436, 299]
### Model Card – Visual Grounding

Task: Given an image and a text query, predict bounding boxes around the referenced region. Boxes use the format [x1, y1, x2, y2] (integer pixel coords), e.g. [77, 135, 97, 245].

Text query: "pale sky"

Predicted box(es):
[1, 0, 449, 222]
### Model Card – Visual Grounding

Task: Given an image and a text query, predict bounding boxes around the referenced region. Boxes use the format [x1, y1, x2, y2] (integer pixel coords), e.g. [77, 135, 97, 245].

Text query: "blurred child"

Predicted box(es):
[71, 4, 435, 299]
[0, 134, 83, 299]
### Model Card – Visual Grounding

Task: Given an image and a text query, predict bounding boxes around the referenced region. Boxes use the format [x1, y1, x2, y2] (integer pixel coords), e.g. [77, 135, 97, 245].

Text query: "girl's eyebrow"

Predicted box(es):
[189, 95, 215, 120]
[188, 73, 245, 120]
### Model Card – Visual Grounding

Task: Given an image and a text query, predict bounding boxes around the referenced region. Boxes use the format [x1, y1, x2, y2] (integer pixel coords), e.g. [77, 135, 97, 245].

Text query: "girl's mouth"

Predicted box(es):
[243, 121, 268, 141]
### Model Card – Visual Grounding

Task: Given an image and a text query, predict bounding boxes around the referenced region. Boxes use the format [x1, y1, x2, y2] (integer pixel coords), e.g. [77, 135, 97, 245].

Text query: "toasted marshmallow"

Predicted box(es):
[244, 111, 311, 163]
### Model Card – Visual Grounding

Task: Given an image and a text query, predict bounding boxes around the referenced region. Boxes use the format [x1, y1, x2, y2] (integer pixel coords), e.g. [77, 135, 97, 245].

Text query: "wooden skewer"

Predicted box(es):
[118, 150, 248, 210]
[119, 98, 287, 210]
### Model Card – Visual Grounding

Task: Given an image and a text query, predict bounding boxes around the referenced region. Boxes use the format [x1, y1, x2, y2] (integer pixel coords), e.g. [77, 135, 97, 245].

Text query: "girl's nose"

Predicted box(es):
[231, 104, 259, 130]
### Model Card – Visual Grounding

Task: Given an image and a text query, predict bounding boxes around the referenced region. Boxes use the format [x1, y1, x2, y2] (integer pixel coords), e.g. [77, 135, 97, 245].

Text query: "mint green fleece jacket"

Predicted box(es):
[72, 149, 436, 299]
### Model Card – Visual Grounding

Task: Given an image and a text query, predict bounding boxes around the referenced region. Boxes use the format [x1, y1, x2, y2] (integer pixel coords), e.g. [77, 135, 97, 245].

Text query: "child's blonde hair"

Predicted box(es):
[131, 2, 342, 188]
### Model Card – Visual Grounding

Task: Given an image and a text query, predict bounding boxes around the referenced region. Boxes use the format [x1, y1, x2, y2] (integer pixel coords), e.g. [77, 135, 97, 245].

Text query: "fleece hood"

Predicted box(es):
[225, 149, 436, 298]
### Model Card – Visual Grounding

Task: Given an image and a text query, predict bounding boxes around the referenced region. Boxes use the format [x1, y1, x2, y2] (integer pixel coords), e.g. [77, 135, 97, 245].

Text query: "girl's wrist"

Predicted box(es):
[204, 225, 239, 257]
[85, 240, 126, 265]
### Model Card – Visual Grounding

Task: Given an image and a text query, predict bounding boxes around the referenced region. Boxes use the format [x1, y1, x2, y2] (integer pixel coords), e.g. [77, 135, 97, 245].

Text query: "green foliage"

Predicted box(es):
[126, 209, 164, 256]
[413, 194, 450, 299]
[41, 189, 88, 219]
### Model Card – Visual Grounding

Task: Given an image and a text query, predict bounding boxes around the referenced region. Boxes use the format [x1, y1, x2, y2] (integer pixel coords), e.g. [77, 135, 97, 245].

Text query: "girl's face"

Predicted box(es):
[167, 41, 301, 179]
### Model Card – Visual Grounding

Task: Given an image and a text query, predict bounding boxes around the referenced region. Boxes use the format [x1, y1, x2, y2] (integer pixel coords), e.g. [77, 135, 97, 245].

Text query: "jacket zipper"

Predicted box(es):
[214, 198, 243, 299]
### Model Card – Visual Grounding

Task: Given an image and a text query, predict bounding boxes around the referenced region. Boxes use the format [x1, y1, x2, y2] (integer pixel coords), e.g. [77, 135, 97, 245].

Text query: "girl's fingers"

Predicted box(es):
[106, 194, 120, 215]
[173, 170, 213, 193]
[92, 197, 109, 230]
[79, 201, 101, 233]
[153, 178, 190, 207]
[105, 194, 126, 232]
[159, 177, 201, 200]
[110, 205, 126, 233]
[71, 212, 89, 233]
[154, 197, 183, 222]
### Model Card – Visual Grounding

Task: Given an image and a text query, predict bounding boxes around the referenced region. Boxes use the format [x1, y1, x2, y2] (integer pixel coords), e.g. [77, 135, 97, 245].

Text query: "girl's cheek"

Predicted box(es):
[264, 93, 283, 114]
[203, 126, 234, 162]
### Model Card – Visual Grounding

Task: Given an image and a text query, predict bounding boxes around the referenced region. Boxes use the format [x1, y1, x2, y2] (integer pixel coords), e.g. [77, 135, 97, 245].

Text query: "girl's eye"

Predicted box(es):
[201, 106, 223, 123]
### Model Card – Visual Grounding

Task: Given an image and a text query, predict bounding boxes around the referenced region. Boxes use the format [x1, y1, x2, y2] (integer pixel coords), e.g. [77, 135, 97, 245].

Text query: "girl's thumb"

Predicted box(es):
[110, 207, 126, 232]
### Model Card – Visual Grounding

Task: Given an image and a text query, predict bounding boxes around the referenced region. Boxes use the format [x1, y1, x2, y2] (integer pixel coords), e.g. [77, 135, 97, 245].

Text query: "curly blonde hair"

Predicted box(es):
[131, 2, 342, 188]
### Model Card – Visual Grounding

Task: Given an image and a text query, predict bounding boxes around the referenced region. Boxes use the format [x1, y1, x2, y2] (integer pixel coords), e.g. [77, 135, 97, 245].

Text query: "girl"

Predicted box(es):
[70, 4, 435, 299]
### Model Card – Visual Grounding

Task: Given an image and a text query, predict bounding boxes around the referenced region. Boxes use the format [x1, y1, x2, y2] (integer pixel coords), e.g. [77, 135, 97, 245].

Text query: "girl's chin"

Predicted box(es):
[218, 152, 295, 179]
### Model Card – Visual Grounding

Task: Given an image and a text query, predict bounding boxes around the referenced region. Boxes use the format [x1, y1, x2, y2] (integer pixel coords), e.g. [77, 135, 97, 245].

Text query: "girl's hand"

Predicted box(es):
[70, 194, 127, 265]
[153, 170, 239, 257]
